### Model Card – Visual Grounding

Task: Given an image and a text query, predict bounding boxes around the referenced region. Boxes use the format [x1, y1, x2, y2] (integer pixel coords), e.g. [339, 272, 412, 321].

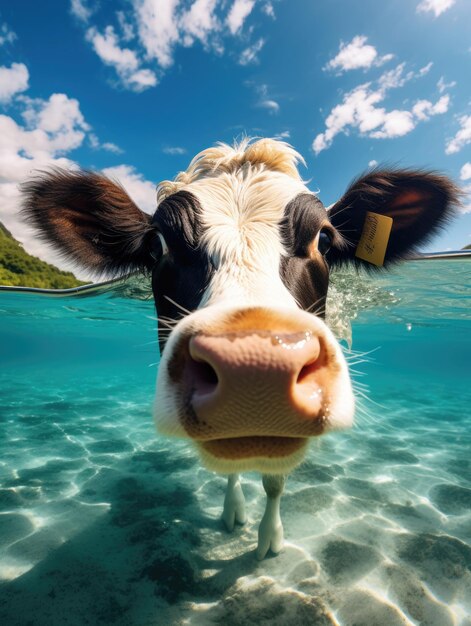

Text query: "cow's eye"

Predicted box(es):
[318, 229, 333, 255]
[151, 231, 169, 261]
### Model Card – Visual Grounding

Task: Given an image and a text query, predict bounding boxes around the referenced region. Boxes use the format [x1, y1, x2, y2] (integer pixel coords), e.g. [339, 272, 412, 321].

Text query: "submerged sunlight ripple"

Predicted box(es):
[0, 260, 470, 625]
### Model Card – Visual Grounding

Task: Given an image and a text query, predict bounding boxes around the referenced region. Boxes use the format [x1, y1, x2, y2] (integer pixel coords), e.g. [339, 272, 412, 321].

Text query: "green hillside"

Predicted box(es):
[0, 222, 86, 289]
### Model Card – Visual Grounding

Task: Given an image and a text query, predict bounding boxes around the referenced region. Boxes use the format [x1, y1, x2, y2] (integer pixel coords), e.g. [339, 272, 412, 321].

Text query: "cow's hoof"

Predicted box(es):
[222, 481, 247, 531]
[256, 518, 284, 560]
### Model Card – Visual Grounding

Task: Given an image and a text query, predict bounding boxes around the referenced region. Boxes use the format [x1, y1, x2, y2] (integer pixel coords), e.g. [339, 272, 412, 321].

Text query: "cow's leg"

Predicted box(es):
[256, 474, 285, 560]
[222, 473, 247, 531]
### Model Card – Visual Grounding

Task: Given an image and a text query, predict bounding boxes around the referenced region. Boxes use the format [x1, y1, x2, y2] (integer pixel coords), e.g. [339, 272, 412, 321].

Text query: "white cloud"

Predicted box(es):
[368, 159, 378, 168]
[412, 95, 450, 120]
[417, 0, 455, 17]
[276, 130, 290, 139]
[369, 110, 415, 139]
[89, 133, 123, 153]
[437, 76, 456, 93]
[377, 62, 412, 90]
[163, 146, 187, 155]
[127, 67, 158, 90]
[459, 183, 471, 214]
[0, 22, 16, 46]
[226, 0, 256, 35]
[134, 0, 180, 69]
[0, 94, 89, 174]
[255, 83, 279, 114]
[180, 0, 220, 47]
[446, 115, 471, 155]
[460, 162, 471, 181]
[70, 0, 92, 22]
[102, 142, 123, 153]
[102, 165, 156, 214]
[262, 2, 275, 18]
[86, 26, 139, 71]
[132, 0, 225, 70]
[313, 64, 450, 154]
[20, 93, 90, 153]
[36, 93, 89, 134]
[117, 11, 135, 42]
[259, 99, 279, 113]
[0, 63, 29, 103]
[78, 1, 271, 91]
[86, 25, 157, 91]
[239, 37, 265, 65]
[418, 61, 433, 76]
[325, 35, 393, 73]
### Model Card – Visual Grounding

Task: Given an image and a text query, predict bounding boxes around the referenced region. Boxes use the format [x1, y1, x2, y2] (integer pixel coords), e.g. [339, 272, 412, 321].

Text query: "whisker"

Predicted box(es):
[327, 201, 354, 219]
[159, 317, 180, 327]
[163, 295, 192, 315]
[352, 380, 370, 390]
[136, 339, 160, 347]
[347, 359, 372, 367]
[306, 295, 326, 313]
[346, 346, 381, 358]
[353, 386, 388, 411]
[354, 401, 398, 434]
[159, 313, 182, 321]
[344, 355, 394, 431]
[309, 306, 326, 318]
[158, 321, 177, 331]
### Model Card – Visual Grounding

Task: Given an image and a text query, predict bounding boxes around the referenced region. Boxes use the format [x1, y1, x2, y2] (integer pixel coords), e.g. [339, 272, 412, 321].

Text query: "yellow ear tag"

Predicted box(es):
[355, 211, 393, 266]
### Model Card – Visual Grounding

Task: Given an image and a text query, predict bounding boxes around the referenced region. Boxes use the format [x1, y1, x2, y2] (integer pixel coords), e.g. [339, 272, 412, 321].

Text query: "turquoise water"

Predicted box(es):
[0, 261, 470, 625]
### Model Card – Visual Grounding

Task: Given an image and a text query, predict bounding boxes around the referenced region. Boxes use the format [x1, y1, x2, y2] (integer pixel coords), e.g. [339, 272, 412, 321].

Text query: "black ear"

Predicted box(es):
[327, 168, 461, 269]
[22, 168, 156, 277]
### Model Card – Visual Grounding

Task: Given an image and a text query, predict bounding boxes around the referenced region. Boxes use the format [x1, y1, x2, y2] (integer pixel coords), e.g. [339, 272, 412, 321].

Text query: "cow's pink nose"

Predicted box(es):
[184, 329, 329, 439]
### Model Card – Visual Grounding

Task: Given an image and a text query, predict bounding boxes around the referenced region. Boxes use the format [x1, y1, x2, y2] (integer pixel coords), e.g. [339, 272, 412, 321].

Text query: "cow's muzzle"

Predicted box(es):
[168, 308, 351, 460]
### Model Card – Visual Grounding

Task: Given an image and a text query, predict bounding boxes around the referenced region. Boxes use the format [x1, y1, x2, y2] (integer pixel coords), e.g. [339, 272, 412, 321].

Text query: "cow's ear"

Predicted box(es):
[327, 169, 461, 269]
[22, 168, 157, 277]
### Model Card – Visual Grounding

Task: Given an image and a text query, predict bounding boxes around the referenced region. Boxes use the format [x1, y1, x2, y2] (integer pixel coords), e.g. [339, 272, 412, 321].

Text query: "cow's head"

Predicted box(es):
[22, 139, 458, 474]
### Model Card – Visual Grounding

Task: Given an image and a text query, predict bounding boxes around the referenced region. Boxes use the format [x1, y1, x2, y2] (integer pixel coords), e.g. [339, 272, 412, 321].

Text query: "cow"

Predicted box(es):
[22, 138, 458, 559]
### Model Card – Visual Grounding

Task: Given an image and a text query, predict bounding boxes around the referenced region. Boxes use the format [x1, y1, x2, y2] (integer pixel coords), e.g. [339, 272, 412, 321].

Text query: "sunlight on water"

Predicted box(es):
[0, 260, 470, 625]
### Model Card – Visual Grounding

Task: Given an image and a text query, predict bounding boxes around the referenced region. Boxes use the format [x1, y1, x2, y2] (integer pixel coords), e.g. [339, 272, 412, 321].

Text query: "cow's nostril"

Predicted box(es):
[187, 335, 221, 400]
[296, 337, 322, 385]
[296, 359, 320, 385]
[188, 356, 219, 395]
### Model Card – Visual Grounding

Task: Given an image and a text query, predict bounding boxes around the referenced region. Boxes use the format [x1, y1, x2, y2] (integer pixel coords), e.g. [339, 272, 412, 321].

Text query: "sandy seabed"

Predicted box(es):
[0, 373, 470, 626]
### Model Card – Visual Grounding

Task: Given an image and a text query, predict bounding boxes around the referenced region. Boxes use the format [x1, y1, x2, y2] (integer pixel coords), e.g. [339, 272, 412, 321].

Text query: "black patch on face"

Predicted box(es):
[151, 191, 214, 350]
[280, 256, 330, 317]
[280, 194, 338, 317]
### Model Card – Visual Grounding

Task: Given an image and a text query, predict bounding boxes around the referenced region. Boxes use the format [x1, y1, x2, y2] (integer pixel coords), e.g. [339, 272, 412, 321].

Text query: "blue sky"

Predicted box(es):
[1, 0, 470, 275]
